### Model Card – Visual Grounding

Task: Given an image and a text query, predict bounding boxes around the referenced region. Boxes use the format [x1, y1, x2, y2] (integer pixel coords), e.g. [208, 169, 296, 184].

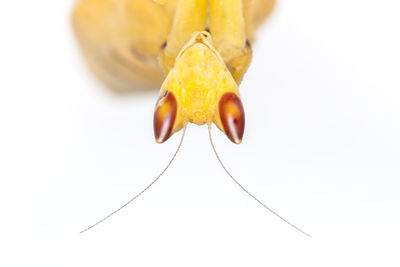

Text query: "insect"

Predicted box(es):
[73, 0, 310, 237]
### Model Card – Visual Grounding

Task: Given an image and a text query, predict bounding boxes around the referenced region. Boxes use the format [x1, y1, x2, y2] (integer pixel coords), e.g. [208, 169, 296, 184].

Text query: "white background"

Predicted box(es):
[0, 0, 399, 266]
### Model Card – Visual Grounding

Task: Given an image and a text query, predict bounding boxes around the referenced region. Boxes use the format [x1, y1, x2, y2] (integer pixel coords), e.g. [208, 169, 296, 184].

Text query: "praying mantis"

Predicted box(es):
[73, 0, 310, 237]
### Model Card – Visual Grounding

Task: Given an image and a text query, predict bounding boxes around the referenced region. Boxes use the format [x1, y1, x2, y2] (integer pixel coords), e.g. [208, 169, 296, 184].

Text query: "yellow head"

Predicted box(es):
[154, 31, 245, 144]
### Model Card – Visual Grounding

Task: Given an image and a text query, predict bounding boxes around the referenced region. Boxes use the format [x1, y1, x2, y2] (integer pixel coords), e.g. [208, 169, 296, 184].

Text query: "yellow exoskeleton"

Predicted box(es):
[73, 0, 310, 237]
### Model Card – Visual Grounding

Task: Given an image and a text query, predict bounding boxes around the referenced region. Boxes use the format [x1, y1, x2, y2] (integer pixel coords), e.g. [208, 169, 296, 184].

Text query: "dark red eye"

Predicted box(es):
[153, 91, 177, 143]
[219, 92, 245, 144]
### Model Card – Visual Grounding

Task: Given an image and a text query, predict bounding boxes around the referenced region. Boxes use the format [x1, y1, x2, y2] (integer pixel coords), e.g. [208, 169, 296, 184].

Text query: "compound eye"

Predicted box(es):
[153, 91, 177, 143]
[219, 92, 245, 144]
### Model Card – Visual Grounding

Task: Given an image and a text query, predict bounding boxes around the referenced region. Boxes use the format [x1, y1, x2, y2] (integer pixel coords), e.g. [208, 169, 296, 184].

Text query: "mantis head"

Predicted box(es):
[154, 31, 245, 144]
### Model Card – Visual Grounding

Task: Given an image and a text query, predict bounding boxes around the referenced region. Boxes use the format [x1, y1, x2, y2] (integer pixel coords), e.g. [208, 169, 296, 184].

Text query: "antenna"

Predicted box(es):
[80, 127, 186, 234]
[208, 127, 311, 238]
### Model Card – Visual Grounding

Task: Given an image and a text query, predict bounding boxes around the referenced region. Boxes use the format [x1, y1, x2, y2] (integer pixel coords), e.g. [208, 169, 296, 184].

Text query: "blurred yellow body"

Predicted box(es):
[72, 0, 275, 91]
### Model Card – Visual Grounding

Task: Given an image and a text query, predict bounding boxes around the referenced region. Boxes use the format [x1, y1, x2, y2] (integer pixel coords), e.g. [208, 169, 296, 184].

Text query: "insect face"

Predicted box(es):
[153, 31, 245, 143]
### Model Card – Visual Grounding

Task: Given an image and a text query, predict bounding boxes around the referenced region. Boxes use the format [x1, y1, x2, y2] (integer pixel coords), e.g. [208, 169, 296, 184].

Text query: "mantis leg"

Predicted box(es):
[159, 0, 208, 74]
[209, 0, 252, 84]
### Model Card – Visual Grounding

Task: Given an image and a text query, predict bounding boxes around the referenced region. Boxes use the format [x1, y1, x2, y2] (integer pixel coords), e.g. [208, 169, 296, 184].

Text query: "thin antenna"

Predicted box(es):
[208, 127, 311, 238]
[80, 127, 186, 234]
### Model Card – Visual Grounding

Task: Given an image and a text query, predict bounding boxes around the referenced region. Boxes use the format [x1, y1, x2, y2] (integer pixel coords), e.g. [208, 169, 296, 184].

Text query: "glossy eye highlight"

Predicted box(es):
[219, 92, 245, 144]
[154, 91, 177, 143]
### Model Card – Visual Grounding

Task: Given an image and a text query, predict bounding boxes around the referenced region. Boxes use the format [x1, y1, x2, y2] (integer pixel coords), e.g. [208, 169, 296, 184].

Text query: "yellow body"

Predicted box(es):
[72, 0, 275, 141]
